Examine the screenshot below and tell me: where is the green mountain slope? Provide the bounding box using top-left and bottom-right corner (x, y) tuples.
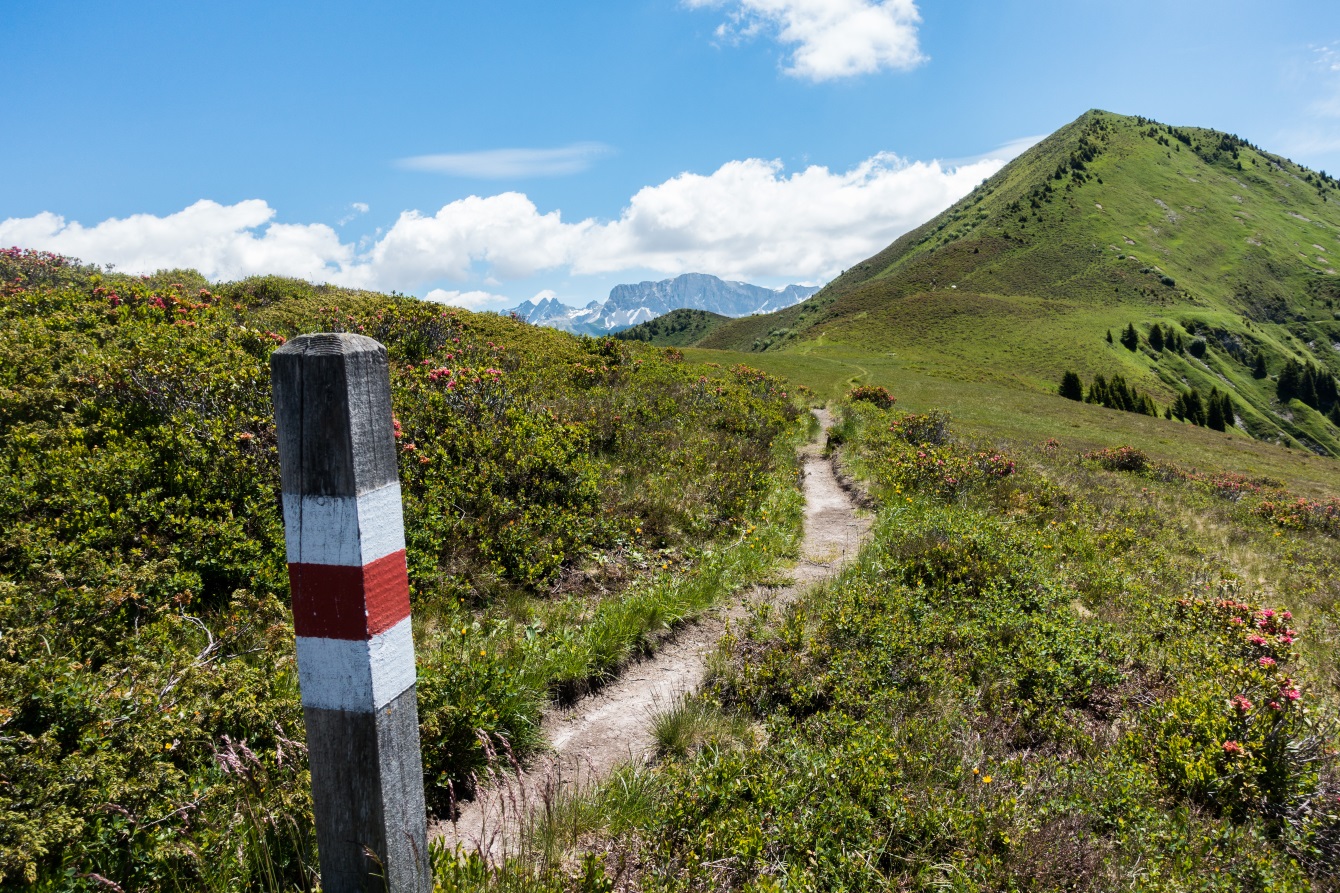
(612, 307), (732, 346)
(699, 110), (1340, 456)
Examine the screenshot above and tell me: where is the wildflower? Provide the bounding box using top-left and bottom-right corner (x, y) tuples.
(1248, 635), (1266, 646)
(982, 775), (993, 784)
(1222, 740), (1244, 755)
(1282, 687), (1301, 701)
(1259, 656), (1276, 668)
(1230, 695), (1253, 713)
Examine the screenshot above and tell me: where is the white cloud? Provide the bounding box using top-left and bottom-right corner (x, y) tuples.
(1316, 42), (1340, 74)
(338, 202), (371, 225)
(575, 153), (1001, 279)
(948, 134), (1046, 168)
(1, 148), (1010, 298)
(397, 143), (613, 179)
(0, 200), (353, 281)
(350, 192), (592, 286)
(687, 0), (925, 81)
(423, 288), (513, 311)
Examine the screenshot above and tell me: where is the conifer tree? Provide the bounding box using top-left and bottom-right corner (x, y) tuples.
(1330, 402), (1340, 427)
(1059, 370), (1084, 401)
(1086, 375), (1109, 406)
(1318, 370), (1338, 411)
(1301, 365), (1321, 409)
(1149, 324), (1164, 352)
(1220, 392), (1235, 428)
(1110, 374), (1133, 412)
(1207, 389), (1226, 431)
(1106, 329), (1114, 345)
(1278, 360), (1302, 403)
(1120, 323), (1139, 351)
(1185, 389), (1207, 426)
(1252, 352), (1268, 379)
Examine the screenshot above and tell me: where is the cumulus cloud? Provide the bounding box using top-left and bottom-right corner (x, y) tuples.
(423, 288), (513, 311)
(398, 143), (613, 179)
(576, 153), (1000, 279)
(687, 0), (925, 81)
(0, 199), (352, 281)
(1, 148), (1010, 297)
(346, 193), (592, 287)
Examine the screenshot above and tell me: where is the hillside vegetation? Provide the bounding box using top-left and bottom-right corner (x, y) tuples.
(0, 250), (804, 890)
(454, 400), (1340, 891)
(695, 111), (1340, 459)
(613, 308), (732, 347)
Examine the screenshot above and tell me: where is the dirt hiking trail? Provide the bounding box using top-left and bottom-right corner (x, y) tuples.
(432, 408), (871, 857)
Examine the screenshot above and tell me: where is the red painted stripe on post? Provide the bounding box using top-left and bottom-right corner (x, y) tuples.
(289, 549), (411, 640)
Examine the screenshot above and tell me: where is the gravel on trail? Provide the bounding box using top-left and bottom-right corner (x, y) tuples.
(431, 408), (872, 858)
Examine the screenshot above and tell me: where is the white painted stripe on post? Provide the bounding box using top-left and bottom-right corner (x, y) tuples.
(282, 482), (407, 567)
(295, 617), (417, 712)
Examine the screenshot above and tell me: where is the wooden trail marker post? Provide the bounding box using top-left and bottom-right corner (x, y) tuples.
(271, 334), (431, 893)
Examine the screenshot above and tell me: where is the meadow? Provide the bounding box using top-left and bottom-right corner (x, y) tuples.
(450, 397), (1340, 891)
(684, 343), (1340, 498)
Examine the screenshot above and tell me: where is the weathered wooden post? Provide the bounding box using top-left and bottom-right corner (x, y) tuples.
(271, 334), (431, 893)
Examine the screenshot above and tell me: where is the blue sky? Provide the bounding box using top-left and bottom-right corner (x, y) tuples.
(4, 0), (1340, 310)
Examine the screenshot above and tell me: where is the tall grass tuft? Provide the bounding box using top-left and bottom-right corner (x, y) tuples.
(651, 694), (755, 761)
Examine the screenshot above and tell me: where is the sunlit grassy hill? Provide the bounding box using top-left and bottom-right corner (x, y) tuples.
(612, 307), (730, 346)
(695, 110), (1340, 458)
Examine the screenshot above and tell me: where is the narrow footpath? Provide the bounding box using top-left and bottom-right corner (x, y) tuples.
(432, 409), (871, 857)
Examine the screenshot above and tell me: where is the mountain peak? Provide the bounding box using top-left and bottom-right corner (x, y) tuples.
(692, 110), (1340, 455)
(506, 273), (820, 335)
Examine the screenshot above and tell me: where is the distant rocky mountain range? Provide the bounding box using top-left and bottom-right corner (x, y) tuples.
(506, 273), (821, 335)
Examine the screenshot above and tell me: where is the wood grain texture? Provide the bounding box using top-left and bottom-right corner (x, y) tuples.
(272, 333), (399, 498)
(305, 687), (430, 892)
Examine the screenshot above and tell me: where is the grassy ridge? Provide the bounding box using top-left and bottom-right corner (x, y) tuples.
(683, 344), (1340, 498)
(612, 308), (732, 347)
(695, 111), (1340, 456)
(0, 251), (805, 890)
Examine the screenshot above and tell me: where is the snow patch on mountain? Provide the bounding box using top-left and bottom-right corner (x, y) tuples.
(507, 273), (820, 335)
